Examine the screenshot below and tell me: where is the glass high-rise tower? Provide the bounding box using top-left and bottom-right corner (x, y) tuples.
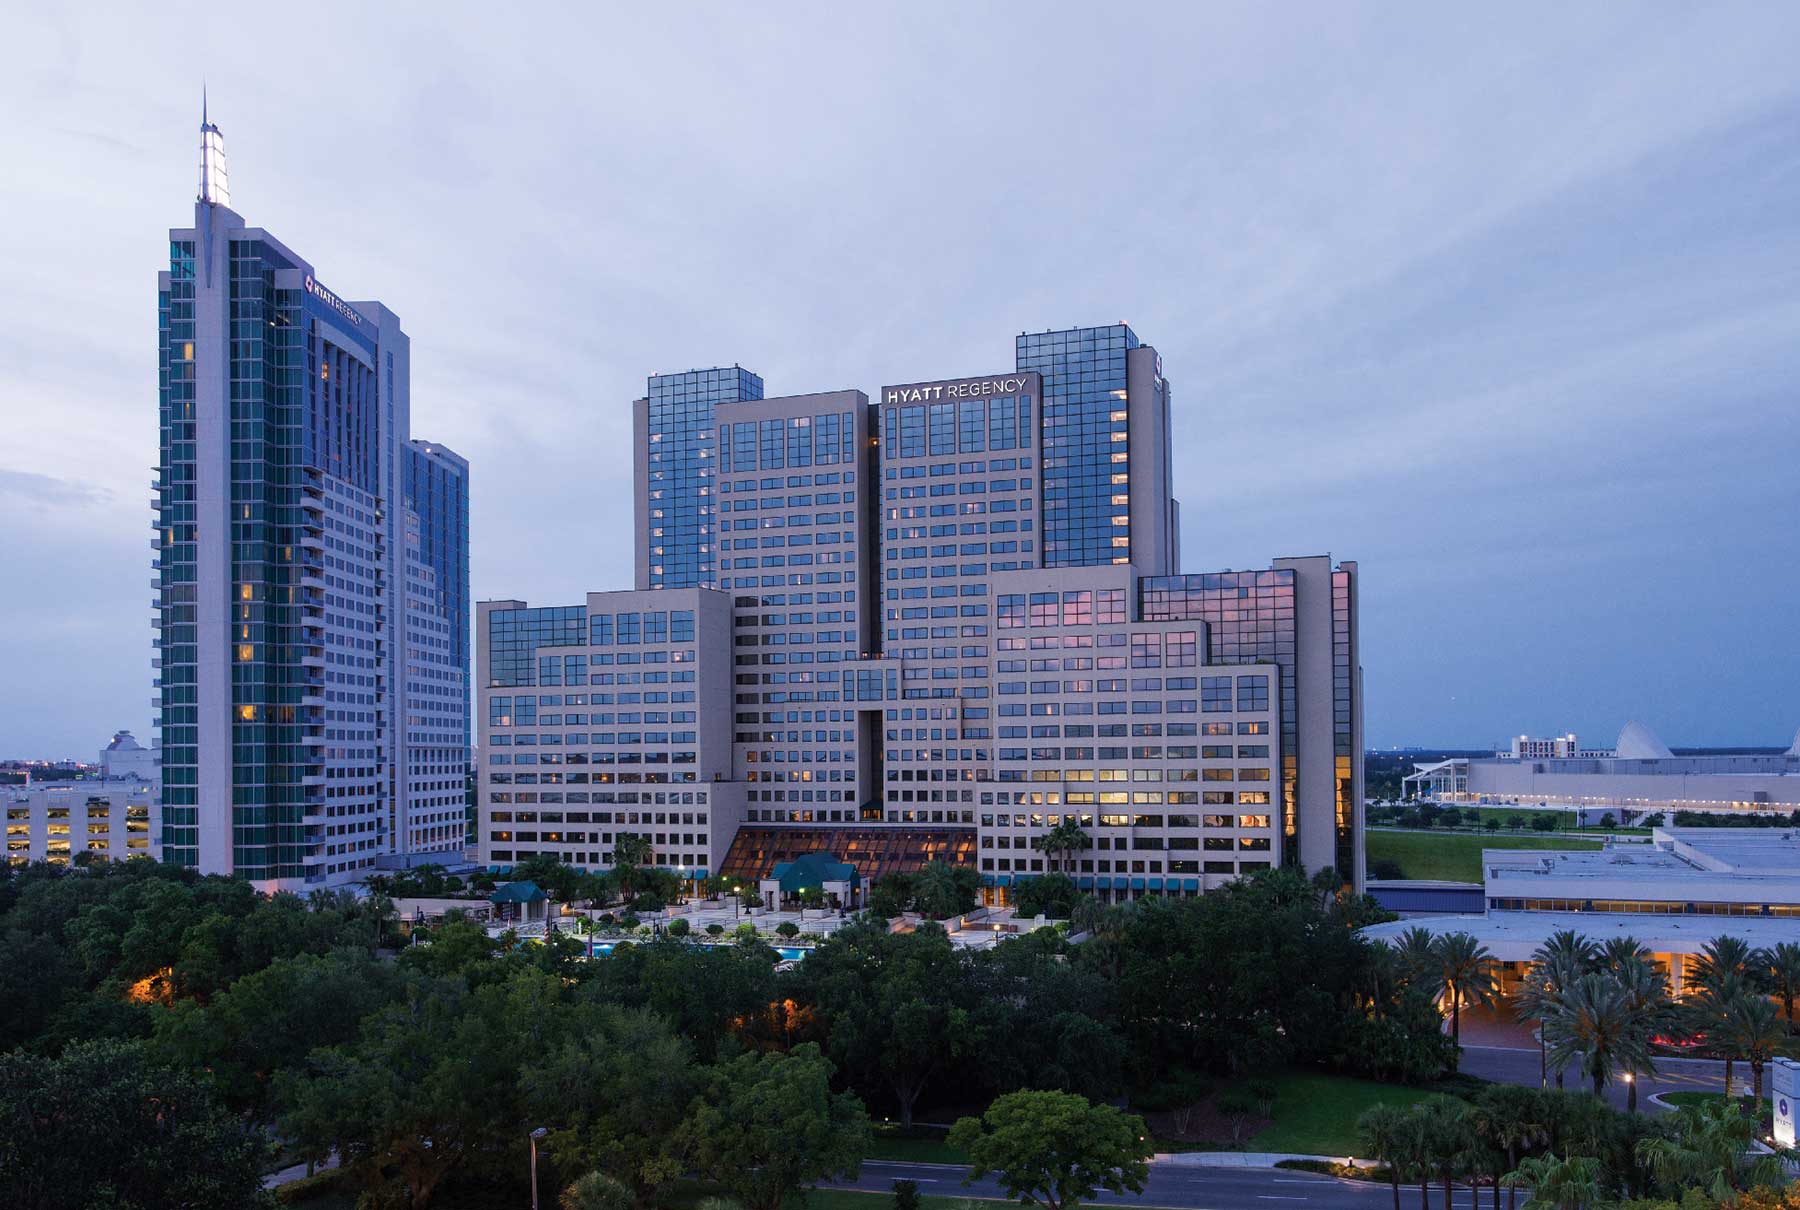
(633, 366), (764, 589)
(155, 108), (469, 889)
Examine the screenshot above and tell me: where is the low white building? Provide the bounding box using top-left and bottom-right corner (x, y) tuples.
(1364, 827), (1800, 989)
(1405, 721), (1800, 818)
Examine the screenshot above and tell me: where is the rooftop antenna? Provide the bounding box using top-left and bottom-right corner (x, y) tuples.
(198, 84), (230, 207)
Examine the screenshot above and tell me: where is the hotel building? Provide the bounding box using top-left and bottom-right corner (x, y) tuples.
(478, 324), (1361, 899)
(155, 108), (469, 890)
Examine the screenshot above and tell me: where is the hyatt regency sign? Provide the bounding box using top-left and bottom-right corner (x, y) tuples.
(885, 376), (1031, 405)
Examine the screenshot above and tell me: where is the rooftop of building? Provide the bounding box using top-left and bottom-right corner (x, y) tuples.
(1484, 827), (1800, 884)
(1362, 910), (1800, 961)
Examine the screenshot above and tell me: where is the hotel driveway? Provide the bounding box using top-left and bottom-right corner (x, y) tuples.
(1460, 1044), (1727, 1111)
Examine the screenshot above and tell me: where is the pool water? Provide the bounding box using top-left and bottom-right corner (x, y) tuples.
(584, 940), (810, 961)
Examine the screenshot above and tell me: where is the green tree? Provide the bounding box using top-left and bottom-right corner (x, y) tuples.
(277, 970), (562, 1208)
(1636, 1098), (1792, 1204)
(676, 1043), (869, 1210)
(1031, 819), (1091, 876)
(1515, 933), (1597, 1089)
(1503, 1154), (1603, 1210)
(151, 946), (399, 1122)
(1691, 935), (1759, 993)
(1470, 1085), (1549, 1210)
(786, 921), (983, 1125)
(1356, 1103), (1415, 1210)
(524, 1004), (697, 1203)
(913, 861), (979, 918)
(1764, 941), (1800, 1032)
(1431, 931), (1500, 1064)
(560, 1171), (634, 1210)
(1716, 990), (1785, 1105)
(0, 1038), (271, 1210)
(947, 1089), (1151, 1210)
(1012, 871), (1082, 920)
(1543, 973), (1649, 1099)
(1414, 1095), (1474, 1210)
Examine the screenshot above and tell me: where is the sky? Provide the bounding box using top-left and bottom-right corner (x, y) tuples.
(2, 4), (1797, 757)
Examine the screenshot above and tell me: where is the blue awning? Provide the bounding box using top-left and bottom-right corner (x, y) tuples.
(1076, 876), (1095, 889)
(997, 875), (1013, 887)
(981, 874), (997, 886)
(1130, 878), (1147, 890)
(1182, 879), (1200, 891)
(1148, 878), (1164, 891)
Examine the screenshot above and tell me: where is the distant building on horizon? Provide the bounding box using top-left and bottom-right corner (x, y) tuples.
(7, 731), (160, 866)
(1405, 720), (1800, 817)
(154, 105), (468, 891)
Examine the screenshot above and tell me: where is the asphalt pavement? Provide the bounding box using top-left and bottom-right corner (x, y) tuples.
(1459, 1044), (1727, 1111)
(832, 1159), (1503, 1210)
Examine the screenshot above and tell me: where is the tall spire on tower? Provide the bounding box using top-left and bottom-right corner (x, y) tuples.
(198, 87), (230, 207)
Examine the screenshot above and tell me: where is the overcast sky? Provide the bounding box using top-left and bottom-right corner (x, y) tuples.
(4, 4), (1798, 757)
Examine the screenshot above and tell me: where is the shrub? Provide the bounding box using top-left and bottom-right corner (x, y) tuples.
(620, 911), (641, 928)
(561, 1171), (634, 1210)
(705, 923), (725, 937)
(775, 921), (800, 938)
(1483, 818), (1500, 832)
(1215, 1088), (1260, 1144)
(667, 917), (690, 937)
(1368, 859), (1404, 881)
(1530, 814), (1556, 832)
(893, 1178), (920, 1210)
(1506, 815), (1526, 830)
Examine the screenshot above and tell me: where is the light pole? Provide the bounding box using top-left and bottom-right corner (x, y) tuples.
(529, 1125), (548, 1210)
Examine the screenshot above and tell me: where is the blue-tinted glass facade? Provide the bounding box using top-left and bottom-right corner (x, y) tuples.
(406, 444), (471, 747)
(488, 606), (586, 688)
(156, 241), (199, 866)
(1016, 324), (1139, 567)
(1139, 571), (1300, 861)
(644, 366), (763, 589)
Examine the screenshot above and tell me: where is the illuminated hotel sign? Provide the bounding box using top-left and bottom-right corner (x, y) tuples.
(303, 274), (363, 327)
(884, 375), (1032, 404)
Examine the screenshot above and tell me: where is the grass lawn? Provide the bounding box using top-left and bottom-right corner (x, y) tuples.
(1366, 830), (1601, 882)
(1244, 1072), (1446, 1157)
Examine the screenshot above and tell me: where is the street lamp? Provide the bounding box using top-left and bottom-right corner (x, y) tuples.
(529, 1126), (549, 1210)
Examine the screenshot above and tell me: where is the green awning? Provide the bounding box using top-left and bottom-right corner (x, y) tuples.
(768, 852), (859, 893)
(489, 880), (547, 904)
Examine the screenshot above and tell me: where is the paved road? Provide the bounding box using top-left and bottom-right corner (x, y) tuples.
(832, 1158), (1505, 1210)
(1461, 1044), (1727, 1111)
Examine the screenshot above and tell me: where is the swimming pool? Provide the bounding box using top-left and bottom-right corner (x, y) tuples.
(584, 939), (811, 961)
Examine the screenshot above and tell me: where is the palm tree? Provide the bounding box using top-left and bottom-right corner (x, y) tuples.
(1356, 1103), (1412, 1210)
(1764, 941), (1800, 1032)
(1031, 818), (1090, 875)
(1433, 931), (1500, 1062)
(1471, 1086), (1548, 1210)
(1691, 934), (1759, 993)
(1636, 1098), (1791, 1203)
(1415, 1095), (1474, 1210)
(1514, 952), (1586, 1090)
(1392, 926), (1441, 987)
(1607, 956), (1670, 1112)
(1716, 990), (1785, 1105)
(1536, 930), (1599, 973)
(1687, 972), (1749, 1096)
(1597, 936), (1651, 972)
(1504, 1154), (1603, 1210)
(1544, 973), (1649, 1099)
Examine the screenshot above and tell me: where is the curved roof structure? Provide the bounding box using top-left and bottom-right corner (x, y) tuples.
(105, 730), (144, 752)
(1788, 726), (1800, 758)
(1614, 719), (1674, 760)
